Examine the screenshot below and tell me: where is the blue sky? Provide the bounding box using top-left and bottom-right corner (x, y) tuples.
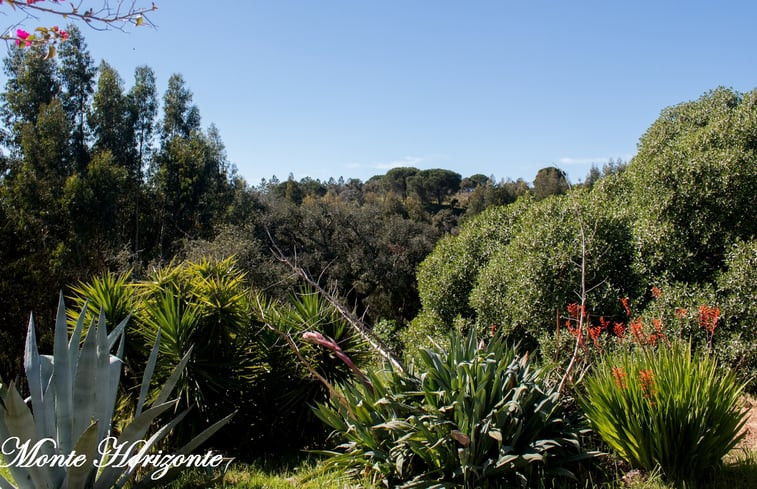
(5, 1), (757, 186)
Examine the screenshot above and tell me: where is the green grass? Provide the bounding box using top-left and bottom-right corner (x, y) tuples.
(1, 450), (755, 488)
(154, 449), (757, 489)
(157, 459), (378, 489)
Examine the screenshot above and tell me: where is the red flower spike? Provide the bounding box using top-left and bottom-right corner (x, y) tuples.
(630, 318), (645, 343)
(612, 367), (627, 389)
(613, 322), (626, 340)
(620, 297), (631, 317)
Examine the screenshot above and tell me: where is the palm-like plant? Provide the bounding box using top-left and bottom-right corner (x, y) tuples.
(251, 286), (370, 452)
(135, 258), (251, 441)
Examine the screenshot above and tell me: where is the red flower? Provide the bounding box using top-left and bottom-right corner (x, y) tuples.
(589, 323), (603, 349)
(599, 316), (611, 331)
(651, 286), (662, 299)
(620, 297), (631, 317)
(698, 305), (720, 335)
(567, 303), (580, 320)
(639, 369), (656, 399)
(613, 322), (626, 340)
(675, 307), (688, 319)
(652, 318), (662, 333)
(612, 367), (627, 389)
(630, 318), (645, 343)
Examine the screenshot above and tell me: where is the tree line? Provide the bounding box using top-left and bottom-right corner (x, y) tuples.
(0, 26), (619, 378)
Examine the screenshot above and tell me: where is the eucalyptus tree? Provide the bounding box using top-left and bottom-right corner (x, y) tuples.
(58, 25), (96, 172)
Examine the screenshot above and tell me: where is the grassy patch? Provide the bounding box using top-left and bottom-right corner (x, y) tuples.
(158, 459), (377, 489)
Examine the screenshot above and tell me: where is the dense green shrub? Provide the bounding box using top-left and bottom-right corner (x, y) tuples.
(414, 196), (534, 326)
(315, 330), (594, 488)
(624, 87), (757, 283)
(470, 190), (636, 343)
(579, 340), (747, 484)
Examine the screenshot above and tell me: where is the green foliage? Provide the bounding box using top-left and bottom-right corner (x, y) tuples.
(411, 189), (638, 355)
(470, 190), (636, 343)
(251, 287), (370, 453)
(315, 330), (594, 488)
(579, 340), (747, 485)
(414, 196), (533, 327)
(533, 166), (569, 200)
(625, 87), (757, 283)
(0, 294), (231, 489)
(136, 259), (250, 425)
(407, 168), (462, 206)
(717, 239), (757, 336)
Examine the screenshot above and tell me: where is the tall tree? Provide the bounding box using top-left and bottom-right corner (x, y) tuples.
(89, 61), (133, 172)
(161, 73), (200, 140)
(58, 25), (96, 173)
(532, 166), (569, 200)
(127, 65), (158, 257)
(1, 45), (59, 152)
(128, 65), (158, 175)
(408, 169), (462, 206)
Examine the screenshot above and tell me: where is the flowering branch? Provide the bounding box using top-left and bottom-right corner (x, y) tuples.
(1, 0), (157, 55)
(266, 227), (407, 374)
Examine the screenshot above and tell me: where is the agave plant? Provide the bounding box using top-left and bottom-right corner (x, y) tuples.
(0, 294), (232, 489)
(314, 330), (595, 488)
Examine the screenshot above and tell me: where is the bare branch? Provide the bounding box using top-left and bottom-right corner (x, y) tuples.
(266, 227), (406, 373)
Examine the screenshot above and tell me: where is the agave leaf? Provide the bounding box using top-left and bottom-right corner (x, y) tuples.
(64, 420), (99, 489)
(0, 475), (17, 489)
(135, 410), (235, 489)
(54, 294), (74, 454)
(3, 383), (53, 489)
(95, 311), (113, 441)
(112, 408), (191, 489)
(69, 300), (88, 375)
(23, 315), (47, 442)
(0, 388), (34, 489)
(97, 356), (123, 442)
(152, 346), (192, 407)
(93, 401), (179, 489)
(107, 315), (130, 351)
(37, 355), (56, 441)
(178, 410), (235, 458)
(73, 318), (98, 442)
(136, 329), (161, 416)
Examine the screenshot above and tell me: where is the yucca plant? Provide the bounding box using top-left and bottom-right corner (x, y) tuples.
(579, 339), (748, 484)
(0, 294), (232, 489)
(251, 287), (370, 453)
(135, 258), (251, 443)
(314, 329), (595, 488)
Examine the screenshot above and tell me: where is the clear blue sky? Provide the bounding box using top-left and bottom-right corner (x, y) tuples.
(6, 1), (757, 186)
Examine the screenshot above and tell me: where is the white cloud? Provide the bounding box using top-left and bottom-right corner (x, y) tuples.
(558, 154), (634, 166)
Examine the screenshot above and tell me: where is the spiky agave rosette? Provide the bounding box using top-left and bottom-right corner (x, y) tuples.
(0, 294), (233, 489)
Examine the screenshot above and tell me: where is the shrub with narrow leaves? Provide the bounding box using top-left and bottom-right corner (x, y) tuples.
(579, 340), (747, 484)
(314, 330), (595, 488)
